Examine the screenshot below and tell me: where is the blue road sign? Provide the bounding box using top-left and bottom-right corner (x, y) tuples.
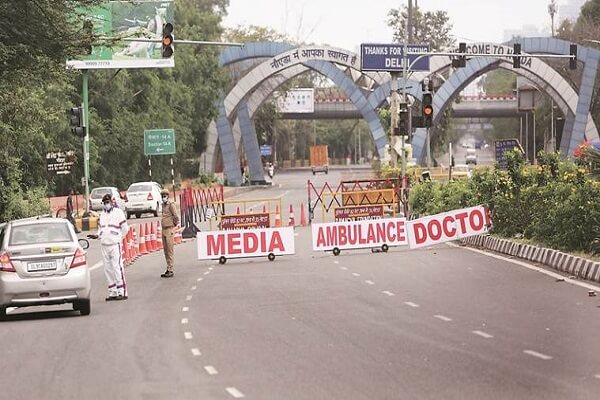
(260, 145), (272, 157)
(360, 43), (430, 72)
(494, 139), (524, 169)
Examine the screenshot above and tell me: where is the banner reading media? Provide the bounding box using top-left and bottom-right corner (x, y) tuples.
(67, 0), (175, 70)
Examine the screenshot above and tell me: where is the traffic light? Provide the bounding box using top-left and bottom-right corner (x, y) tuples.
(162, 23), (174, 58)
(452, 42), (466, 68)
(512, 43), (521, 68)
(422, 93), (433, 127)
(69, 106), (86, 137)
(569, 44), (577, 70)
(397, 103), (409, 136)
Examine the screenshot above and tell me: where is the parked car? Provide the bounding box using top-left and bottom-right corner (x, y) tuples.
(125, 181), (162, 219)
(465, 148), (478, 165)
(89, 187), (126, 212)
(0, 217), (91, 317)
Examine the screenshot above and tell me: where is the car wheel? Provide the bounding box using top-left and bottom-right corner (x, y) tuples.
(0, 306), (6, 319)
(74, 299), (91, 316)
(127, 212), (132, 219)
(136, 213), (142, 219)
(153, 202), (159, 217)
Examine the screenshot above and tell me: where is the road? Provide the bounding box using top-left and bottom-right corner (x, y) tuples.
(1, 168), (600, 400)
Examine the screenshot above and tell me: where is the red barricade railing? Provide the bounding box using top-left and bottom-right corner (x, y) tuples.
(179, 185), (225, 238)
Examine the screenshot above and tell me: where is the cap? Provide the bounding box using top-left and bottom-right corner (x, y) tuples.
(102, 194), (112, 203)
(160, 189), (169, 196)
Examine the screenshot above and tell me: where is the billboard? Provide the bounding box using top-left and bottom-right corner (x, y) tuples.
(275, 88), (315, 113)
(67, 0), (175, 70)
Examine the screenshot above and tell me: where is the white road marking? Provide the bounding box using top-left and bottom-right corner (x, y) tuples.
(181, 318), (189, 324)
(594, 374), (600, 379)
(523, 350), (552, 360)
(182, 307), (189, 312)
(186, 295), (193, 301)
(434, 314), (452, 322)
(447, 242), (600, 292)
(208, 267), (214, 271)
(89, 261), (103, 272)
(382, 290), (396, 296)
(204, 365), (218, 375)
(204, 271), (210, 275)
(191, 286), (197, 291)
(334, 260), (339, 264)
(340, 266), (348, 270)
(197, 278), (204, 282)
(226, 387), (245, 398)
(191, 348), (201, 356)
(472, 330), (494, 339)
(184, 332), (193, 340)
(365, 280), (375, 285)
(404, 301), (420, 308)
(352, 272), (361, 277)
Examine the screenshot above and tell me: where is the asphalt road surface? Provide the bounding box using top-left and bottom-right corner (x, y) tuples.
(2, 168), (600, 400)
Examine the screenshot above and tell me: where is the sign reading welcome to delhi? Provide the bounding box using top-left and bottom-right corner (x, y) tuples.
(144, 129), (176, 156)
(360, 43), (430, 72)
(197, 227), (295, 260)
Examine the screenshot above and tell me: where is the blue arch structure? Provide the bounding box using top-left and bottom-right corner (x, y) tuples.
(208, 42), (386, 185)
(207, 39), (599, 184)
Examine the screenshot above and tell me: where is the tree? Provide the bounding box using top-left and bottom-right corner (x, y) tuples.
(387, 6), (454, 51)
(580, 0), (600, 24)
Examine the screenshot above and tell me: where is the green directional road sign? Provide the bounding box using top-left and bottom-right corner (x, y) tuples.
(144, 129), (176, 156)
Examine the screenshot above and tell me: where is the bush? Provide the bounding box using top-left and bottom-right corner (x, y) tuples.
(408, 150), (599, 254)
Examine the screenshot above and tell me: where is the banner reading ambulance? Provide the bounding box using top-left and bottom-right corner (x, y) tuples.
(197, 227), (295, 264)
(406, 205), (491, 249)
(312, 218), (409, 254)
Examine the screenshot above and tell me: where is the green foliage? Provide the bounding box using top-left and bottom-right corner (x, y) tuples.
(387, 6), (454, 51)
(408, 151), (600, 254)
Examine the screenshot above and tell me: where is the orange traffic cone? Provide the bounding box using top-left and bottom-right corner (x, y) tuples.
(274, 205), (282, 227)
(236, 206), (241, 214)
(288, 204), (295, 226)
(149, 222), (157, 252)
(132, 227), (139, 259)
(156, 221), (163, 251)
(126, 229), (135, 261)
(174, 224), (183, 244)
(300, 203), (307, 226)
(138, 224), (148, 255)
(122, 237), (130, 266)
(263, 205), (267, 213)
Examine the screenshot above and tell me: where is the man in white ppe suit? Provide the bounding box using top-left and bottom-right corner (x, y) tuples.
(89, 193), (129, 301)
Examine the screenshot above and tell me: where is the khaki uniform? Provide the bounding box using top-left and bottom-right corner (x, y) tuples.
(161, 201), (179, 272)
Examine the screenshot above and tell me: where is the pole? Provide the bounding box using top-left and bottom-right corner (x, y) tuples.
(170, 157), (176, 202)
(408, 0), (413, 43)
(148, 156), (152, 180)
(82, 70), (90, 216)
(531, 110), (537, 165)
(550, 101), (555, 151)
(448, 142), (453, 180)
(520, 115), (523, 148)
(525, 112), (529, 162)
(426, 127), (431, 167)
(358, 127), (362, 164)
(390, 74), (400, 168)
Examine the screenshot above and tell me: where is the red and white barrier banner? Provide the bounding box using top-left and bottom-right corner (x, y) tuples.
(334, 205), (384, 221)
(197, 227), (295, 260)
(312, 218), (408, 251)
(407, 205), (491, 249)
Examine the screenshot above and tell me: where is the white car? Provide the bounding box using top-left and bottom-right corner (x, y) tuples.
(125, 182), (162, 219)
(0, 217), (91, 317)
(89, 187), (126, 212)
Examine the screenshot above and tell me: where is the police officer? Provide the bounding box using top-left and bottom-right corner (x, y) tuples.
(160, 189), (179, 278)
(89, 193), (129, 300)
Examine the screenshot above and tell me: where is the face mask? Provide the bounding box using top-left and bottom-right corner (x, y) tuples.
(103, 203), (112, 212)
(161, 196), (169, 204)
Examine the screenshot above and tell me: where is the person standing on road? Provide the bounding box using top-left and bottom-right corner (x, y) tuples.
(88, 193), (129, 300)
(160, 189), (179, 278)
(66, 189), (81, 233)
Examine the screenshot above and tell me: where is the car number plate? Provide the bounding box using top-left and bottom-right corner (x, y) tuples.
(28, 261), (57, 272)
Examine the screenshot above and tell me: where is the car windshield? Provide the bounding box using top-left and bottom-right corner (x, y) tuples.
(9, 222), (73, 246)
(128, 184), (152, 193)
(91, 188), (112, 199)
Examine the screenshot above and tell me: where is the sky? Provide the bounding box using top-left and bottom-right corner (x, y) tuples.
(222, 0), (560, 51)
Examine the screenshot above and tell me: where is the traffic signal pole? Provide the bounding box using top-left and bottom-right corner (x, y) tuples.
(83, 69), (90, 215)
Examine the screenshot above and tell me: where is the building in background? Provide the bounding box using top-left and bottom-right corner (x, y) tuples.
(503, 24), (548, 43)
